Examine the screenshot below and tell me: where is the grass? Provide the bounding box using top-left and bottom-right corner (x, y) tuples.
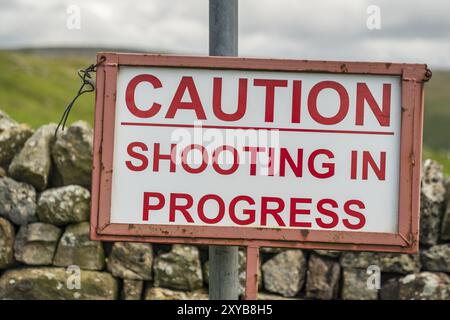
(0, 51), (449, 175)
(0, 51), (94, 128)
(423, 71), (450, 152)
(423, 147), (450, 176)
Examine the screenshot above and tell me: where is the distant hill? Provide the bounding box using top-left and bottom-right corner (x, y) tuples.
(0, 49), (448, 174)
(0, 51), (95, 129)
(423, 71), (450, 151)
(4, 46), (166, 58)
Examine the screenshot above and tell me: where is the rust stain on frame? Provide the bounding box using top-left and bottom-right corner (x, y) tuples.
(90, 52), (428, 254)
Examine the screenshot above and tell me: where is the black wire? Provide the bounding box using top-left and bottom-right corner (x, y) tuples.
(55, 56), (106, 137)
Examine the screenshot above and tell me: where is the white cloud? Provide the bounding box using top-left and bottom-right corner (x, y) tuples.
(0, 0), (449, 68)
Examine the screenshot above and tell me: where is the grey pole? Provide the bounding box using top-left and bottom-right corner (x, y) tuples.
(209, 0), (238, 56)
(208, 0), (240, 300)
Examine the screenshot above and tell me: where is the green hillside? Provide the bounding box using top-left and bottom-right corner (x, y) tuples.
(0, 51), (449, 174)
(423, 71), (450, 151)
(0, 51), (94, 128)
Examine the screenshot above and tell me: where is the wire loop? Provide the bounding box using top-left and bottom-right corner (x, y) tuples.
(55, 56), (106, 137)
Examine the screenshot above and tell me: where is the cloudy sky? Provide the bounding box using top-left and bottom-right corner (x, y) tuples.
(1, 0), (449, 69)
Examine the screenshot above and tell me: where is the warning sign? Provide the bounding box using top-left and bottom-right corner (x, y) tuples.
(91, 53), (429, 253)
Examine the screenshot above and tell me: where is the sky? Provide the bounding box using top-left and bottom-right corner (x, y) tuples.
(1, 0), (449, 69)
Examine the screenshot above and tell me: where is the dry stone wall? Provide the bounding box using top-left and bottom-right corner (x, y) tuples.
(0, 109), (449, 300)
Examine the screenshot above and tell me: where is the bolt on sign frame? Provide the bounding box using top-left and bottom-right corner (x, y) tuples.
(90, 52), (430, 300)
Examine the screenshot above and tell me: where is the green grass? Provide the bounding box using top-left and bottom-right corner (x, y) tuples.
(0, 51), (449, 175)
(0, 51), (94, 128)
(423, 147), (450, 176)
(423, 70), (450, 152)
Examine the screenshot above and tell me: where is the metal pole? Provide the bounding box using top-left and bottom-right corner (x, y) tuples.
(208, 0), (239, 300)
(209, 0), (238, 56)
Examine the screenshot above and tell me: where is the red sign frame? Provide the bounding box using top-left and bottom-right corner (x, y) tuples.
(90, 52), (429, 298)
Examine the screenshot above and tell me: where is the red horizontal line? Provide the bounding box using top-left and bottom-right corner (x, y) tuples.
(120, 122), (395, 136)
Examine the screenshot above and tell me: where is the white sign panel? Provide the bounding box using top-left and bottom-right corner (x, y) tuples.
(109, 66), (401, 233)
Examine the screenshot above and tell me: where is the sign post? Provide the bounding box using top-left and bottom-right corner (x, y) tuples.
(90, 52), (430, 300)
(208, 0), (240, 300)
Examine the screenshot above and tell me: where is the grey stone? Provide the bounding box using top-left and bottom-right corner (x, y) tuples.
(341, 268), (378, 300)
(122, 279), (143, 300)
(144, 287), (208, 300)
(8, 124), (57, 191)
(53, 222), (105, 270)
(0, 177), (37, 225)
(262, 250), (306, 297)
(153, 245), (203, 291)
(257, 292), (301, 300)
(313, 250), (341, 259)
(420, 159), (446, 245)
(340, 252), (377, 269)
(381, 272), (450, 300)
(51, 121), (93, 187)
(340, 251), (420, 274)
(14, 222), (62, 265)
(107, 242), (153, 280)
(37, 185), (90, 226)
(378, 254), (421, 274)
(305, 254), (340, 300)
(421, 244), (450, 272)
(0, 110), (33, 167)
(0, 217), (15, 269)
(440, 179), (450, 240)
(260, 247), (286, 254)
(0, 267), (118, 300)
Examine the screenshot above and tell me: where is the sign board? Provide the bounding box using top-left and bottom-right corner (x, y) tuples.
(90, 52), (429, 253)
